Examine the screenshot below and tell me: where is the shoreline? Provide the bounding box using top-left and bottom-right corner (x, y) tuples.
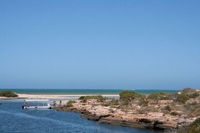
(54, 89), (200, 132)
(55, 99), (186, 132)
(0, 93), (119, 100)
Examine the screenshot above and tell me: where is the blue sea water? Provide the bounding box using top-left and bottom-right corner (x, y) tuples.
(0, 100), (162, 133)
(0, 89), (179, 95)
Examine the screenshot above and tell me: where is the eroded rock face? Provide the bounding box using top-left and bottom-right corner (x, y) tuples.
(54, 89), (200, 133)
(55, 99), (196, 132)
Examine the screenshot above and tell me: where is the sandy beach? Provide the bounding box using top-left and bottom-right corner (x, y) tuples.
(0, 94), (119, 106)
(17, 94), (119, 100)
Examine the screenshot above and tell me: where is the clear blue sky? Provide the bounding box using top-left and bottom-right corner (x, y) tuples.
(0, 0), (200, 89)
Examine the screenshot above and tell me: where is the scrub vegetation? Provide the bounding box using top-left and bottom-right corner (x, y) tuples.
(66, 100), (76, 107)
(0, 90), (18, 97)
(179, 118), (200, 133)
(79, 95), (105, 102)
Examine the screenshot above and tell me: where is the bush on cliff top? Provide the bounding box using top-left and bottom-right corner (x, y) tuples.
(188, 92), (200, 98)
(182, 88), (196, 94)
(175, 89), (199, 104)
(120, 91), (144, 100)
(147, 92), (174, 100)
(0, 90), (18, 97)
(79, 95), (105, 102)
(175, 94), (189, 104)
(66, 100), (76, 107)
(119, 91), (145, 105)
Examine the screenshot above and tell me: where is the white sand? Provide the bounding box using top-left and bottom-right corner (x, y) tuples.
(18, 94), (119, 100)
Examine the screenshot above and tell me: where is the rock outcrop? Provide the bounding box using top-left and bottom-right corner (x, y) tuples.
(54, 89), (200, 132)
(54, 100), (196, 132)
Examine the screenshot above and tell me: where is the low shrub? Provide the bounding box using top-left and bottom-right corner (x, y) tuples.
(0, 90), (18, 97)
(79, 95), (105, 102)
(138, 98), (149, 106)
(147, 92), (174, 100)
(176, 94), (190, 104)
(120, 91), (144, 100)
(188, 118), (200, 133)
(66, 100), (76, 107)
(164, 105), (171, 112)
(180, 118), (200, 133)
(188, 93), (200, 98)
(175, 91), (199, 104)
(182, 88), (196, 94)
(170, 112), (179, 116)
(119, 91), (145, 106)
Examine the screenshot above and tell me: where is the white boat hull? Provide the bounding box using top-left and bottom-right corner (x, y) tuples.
(22, 104), (51, 110)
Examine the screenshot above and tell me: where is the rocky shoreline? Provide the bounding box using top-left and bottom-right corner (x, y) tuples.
(55, 100), (195, 132)
(54, 88), (200, 133)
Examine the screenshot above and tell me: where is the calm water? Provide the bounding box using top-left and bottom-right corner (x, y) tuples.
(0, 100), (162, 133)
(0, 89), (179, 94)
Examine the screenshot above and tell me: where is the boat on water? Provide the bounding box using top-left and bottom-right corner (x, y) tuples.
(22, 100), (52, 110)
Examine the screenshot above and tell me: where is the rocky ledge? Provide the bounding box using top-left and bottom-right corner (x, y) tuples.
(54, 88), (200, 133)
(55, 100), (195, 132)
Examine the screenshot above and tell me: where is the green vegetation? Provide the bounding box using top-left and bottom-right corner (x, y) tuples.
(175, 88), (200, 104)
(181, 88), (200, 98)
(119, 91), (144, 100)
(180, 118), (200, 133)
(175, 94), (189, 104)
(66, 100), (76, 107)
(147, 92), (174, 100)
(57, 88), (200, 132)
(175, 92), (199, 104)
(0, 90), (18, 97)
(182, 88), (196, 93)
(119, 91), (145, 105)
(138, 98), (149, 106)
(79, 95), (105, 102)
(188, 92), (200, 98)
(188, 118), (200, 133)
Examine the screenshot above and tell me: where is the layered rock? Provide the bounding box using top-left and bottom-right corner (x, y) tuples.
(55, 99), (196, 132)
(54, 89), (200, 132)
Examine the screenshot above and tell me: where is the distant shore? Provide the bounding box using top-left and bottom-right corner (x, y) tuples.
(0, 89), (179, 101)
(0, 93), (119, 100)
(0, 88), (179, 95)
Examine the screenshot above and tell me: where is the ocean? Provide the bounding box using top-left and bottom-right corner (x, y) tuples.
(0, 88), (179, 95)
(0, 100), (162, 133)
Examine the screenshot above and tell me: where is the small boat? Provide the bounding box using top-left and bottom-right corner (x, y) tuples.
(22, 100), (52, 110)
(22, 103), (51, 109)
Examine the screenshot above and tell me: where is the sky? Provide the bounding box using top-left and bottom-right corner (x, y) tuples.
(0, 0), (200, 89)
